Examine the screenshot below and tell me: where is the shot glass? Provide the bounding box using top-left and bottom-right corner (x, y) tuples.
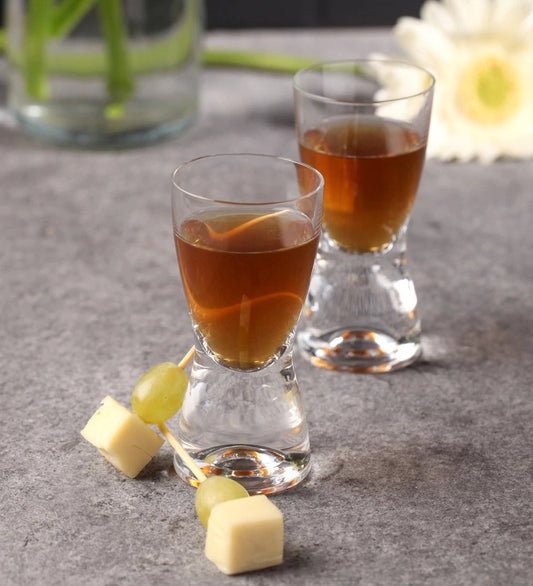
(171, 154), (323, 494)
(293, 59), (434, 373)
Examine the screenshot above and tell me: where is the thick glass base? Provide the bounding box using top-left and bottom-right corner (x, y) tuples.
(297, 228), (422, 373)
(15, 101), (197, 150)
(298, 327), (421, 373)
(174, 444), (310, 495)
(172, 345), (311, 494)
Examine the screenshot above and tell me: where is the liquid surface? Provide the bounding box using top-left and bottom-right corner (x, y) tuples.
(299, 116), (426, 252)
(176, 210), (319, 370)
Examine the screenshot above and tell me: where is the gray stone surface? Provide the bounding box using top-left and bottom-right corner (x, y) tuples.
(1, 29), (532, 586)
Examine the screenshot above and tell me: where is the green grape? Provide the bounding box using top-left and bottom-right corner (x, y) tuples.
(195, 476), (249, 528)
(131, 362), (187, 424)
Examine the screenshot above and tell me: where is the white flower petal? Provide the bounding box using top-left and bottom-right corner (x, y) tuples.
(522, 13), (533, 35)
(512, 3), (533, 41)
(504, 136), (533, 159)
(394, 17), (453, 68)
(420, 1), (456, 34)
(492, 0), (533, 28)
(477, 144), (500, 164)
(391, 0), (533, 162)
(442, 0), (491, 32)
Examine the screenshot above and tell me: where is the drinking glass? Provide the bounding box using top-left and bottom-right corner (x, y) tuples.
(293, 59), (434, 373)
(171, 154), (323, 494)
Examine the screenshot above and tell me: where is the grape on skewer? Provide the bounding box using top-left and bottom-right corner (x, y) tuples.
(80, 347), (197, 480)
(81, 345), (284, 575)
(130, 347), (207, 484)
(130, 347), (249, 524)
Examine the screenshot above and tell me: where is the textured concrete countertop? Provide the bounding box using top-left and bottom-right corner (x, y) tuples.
(1, 29), (532, 586)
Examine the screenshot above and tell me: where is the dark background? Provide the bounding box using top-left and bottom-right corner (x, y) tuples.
(0, 1), (425, 29)
(205, 0), (425, 29)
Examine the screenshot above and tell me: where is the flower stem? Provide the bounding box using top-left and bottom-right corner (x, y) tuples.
(202, 49), (316, 74)
(24, 0), (53, 100)
(97, 0), (134, 110)
(0, 24), (315, 77)
(50, 0), (96, 38)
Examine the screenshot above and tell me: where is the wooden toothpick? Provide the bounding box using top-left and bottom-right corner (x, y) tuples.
(158, 346), (207, 483)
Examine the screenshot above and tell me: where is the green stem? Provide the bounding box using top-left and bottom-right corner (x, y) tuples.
(24, 0), (52, 100)
(50, 0), (96, 38)
(97, 0), (133, 105)
(0, 26), (315, 78)
(3, 3), (197, 77)
(202, 49), (316, 74)
(34, 47), (316, 77)
(130, 0), (199, 74)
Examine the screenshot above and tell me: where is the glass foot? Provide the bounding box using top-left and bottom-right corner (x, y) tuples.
(298, 327), (421, 373)
(173, 444), (311, 495)
(172, 345), (311, 494)
(297, 227), (422, 373)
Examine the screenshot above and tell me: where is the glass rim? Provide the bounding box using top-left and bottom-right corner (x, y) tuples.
(171, 153), (324, 206)
(293, 58), (435, 106)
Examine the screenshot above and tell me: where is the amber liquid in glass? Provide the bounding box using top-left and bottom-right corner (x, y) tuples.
(175, 210), (319, 371)
(299, 116), (426, 253)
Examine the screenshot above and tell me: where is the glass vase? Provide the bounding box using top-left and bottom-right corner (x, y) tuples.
(5, 0), (203, 148)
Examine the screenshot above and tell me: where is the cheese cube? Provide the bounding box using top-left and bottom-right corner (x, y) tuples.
(80, 396), (164, 478)
(205, 495), (284, 575)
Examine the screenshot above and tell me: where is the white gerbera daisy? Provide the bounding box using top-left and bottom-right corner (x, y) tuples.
(393, 0), (533, 163)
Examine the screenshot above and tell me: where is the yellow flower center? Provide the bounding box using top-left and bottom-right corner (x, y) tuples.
(457, 56), (521, 124)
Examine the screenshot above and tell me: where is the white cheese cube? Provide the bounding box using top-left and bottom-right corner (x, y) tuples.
(80, 396), (164, 478)
(205, 494), (284, 575)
